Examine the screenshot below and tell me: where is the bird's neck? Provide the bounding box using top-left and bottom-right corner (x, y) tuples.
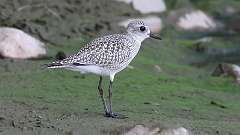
(127, 32), (145, 43)
(124, 33), (142, 59)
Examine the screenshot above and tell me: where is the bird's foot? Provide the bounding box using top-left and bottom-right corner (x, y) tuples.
(104, 112), (128, 119)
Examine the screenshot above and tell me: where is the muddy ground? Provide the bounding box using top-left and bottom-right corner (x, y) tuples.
(1, 87), (239, 135)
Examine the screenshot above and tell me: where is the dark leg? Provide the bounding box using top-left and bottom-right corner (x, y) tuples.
(108, 80), (113, 113)
(105, 80), (127, 119)
(98, 76), (109, 114)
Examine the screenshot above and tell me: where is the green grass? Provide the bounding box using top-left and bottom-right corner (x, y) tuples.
(0, 37), (240, 135)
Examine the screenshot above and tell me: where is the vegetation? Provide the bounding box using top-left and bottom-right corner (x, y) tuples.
(0, 0), (240, 134)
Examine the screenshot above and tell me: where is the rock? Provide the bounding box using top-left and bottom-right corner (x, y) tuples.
(212, 63), (240, 84)
(132, 0), (166, 14)
(168, 9), (217, 32)
(192, 37), (212, 52)
(161, 127), (189, 135)
(176, 10), (217, 31)
(224, 6), (237, 15)
(154, 65), (162, 72)
(119, 16), (163, 33)
(0, 27), (46, 59)
(115, 0), (166, 14)
(234, 69), (240, 82)
(125, 125), (159, 135)
(125, 125), (190, 135)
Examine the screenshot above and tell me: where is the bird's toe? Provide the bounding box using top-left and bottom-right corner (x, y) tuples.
(104, 112), (127, 119)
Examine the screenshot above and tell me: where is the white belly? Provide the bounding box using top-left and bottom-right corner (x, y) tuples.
(66, 65), (110, 76)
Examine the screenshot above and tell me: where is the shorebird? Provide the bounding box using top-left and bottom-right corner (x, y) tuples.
(45, 20), (161, 119)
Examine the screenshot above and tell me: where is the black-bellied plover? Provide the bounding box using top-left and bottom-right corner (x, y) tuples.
(45, 20), (161, 119)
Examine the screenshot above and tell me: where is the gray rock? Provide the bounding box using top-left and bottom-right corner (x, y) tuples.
(177, 10), (216, 31)
(124, 125), (190, 135)
(132, 0), (166, 14)
(168, 9), (217, 32)
(0, 27), (46, 59)
(115, 0), (166, 14)
(212, 63), (240, 84)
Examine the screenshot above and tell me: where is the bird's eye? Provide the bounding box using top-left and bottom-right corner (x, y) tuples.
(140, 26), (146, 31)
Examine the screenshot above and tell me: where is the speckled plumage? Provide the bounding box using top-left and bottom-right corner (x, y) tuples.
(46, 20), (152, 78)
(45, 20), (161, 119)
(56, 34), (135, 70)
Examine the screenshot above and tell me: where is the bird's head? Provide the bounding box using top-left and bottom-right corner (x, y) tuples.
(126, 20), (161, 42)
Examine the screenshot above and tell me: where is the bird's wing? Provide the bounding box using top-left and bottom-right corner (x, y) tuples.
(47, 34), (133, 69)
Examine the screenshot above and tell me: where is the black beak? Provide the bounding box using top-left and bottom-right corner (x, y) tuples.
(150, 33), (162, 40)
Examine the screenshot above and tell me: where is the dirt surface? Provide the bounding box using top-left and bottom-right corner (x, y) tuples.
(0, 99), (134, 135)
(0, 87), (240, 135)
(0, 100), (169, 135)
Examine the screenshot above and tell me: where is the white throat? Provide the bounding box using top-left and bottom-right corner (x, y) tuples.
(128, 32), (147, 43)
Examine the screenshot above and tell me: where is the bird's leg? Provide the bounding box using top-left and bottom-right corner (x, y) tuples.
(108, 80), (113, 114)
(98, 76), (109, 114)
(105, 80), (127, 119)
